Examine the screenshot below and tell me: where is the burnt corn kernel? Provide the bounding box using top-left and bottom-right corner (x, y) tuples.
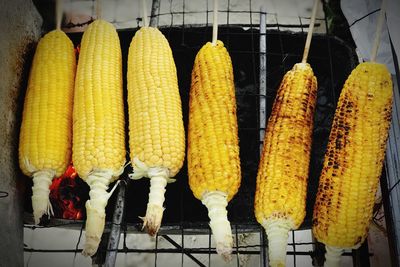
(187, 40), (241, 259)
(312, 62), (393, 249)
(187, 40), (241, 202)
(255, 62), (318, 228)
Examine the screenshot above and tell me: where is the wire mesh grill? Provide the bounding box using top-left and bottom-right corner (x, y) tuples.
(22, 1), (385, 266)
(61, 0), (327, 31)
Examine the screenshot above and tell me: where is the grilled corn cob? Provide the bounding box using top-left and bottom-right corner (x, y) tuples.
(254, 63), (317, 267)
(187, 40), (241, 259)
(127, 27), (185, 236)
(72, 20), (126, 256)
(19, 30), (76, 224)
(312, 62), (393, 267)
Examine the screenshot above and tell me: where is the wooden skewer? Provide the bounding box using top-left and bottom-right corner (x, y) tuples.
(142, 0), (149, 27)
(212, 0), (219, 45)
(301, 0), (319, 64)
(96, 0), (102, 19)
(55, 0), (62, 30)
(370, 0), (387, 62)
(149, 0), (161, 27)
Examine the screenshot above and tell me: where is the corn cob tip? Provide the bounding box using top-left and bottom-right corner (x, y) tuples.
(324, 246), (343, 267)
(31, 169), (56, 224)
(82, 171), (119, 257)
(262, 219), (294, 267)
(140, 173), (169, 236)
(217, 242), (233, 262)
(83, 201), (105, 257)
(130, 158), (174, 236)
(140, 204), (164, 236)
(201, 191), (233, 261)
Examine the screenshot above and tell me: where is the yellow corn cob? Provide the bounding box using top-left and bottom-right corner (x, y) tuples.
(312, 62), (393, 267)
(187, 40), (241, 259)
(72, 20), (126, 256)
(254, 63), (317, 267)
(127, 27), (185, 236)
(19, 30), (76, 224)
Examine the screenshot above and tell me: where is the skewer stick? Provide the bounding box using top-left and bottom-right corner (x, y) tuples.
(301, 0), (319, 63)
(96, 0), (102, 19)
(212, 0), (219, 45)
(55, 0), (62, 30)
(142, 0), (149, 27)
(149, 0), (161, 27)
(370, 0), (387, 62)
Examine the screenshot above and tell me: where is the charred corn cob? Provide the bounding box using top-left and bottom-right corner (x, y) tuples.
(127, 27), (185, 236)
(254, 63), (317, 267)
(72, 20), (126, 256)
(312, 62), (393, 267)
(187, 40), (241, 259)
(19, 30), (76, 224)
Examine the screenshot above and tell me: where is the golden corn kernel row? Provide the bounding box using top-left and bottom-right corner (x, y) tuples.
(313, 62), (393, 248)
(72, 20), (126, 180)
(187, 40), (241, 259)
(72, 19), (126, 257)
(19, 29), (76, 225)
(127, 27), (185, 176)
(188, 41), (241, 201)
(255, 63), (317, 228)
(19, 30), (76, 177)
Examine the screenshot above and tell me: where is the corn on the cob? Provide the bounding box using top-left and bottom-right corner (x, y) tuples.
(254, 63), (317, 267)
(72, 20), (126, 256)
(312, 62), (393, 267)
(187, 40), (241, 259)
(19, 30), (76, 224)
(127, 27), (185, 236)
